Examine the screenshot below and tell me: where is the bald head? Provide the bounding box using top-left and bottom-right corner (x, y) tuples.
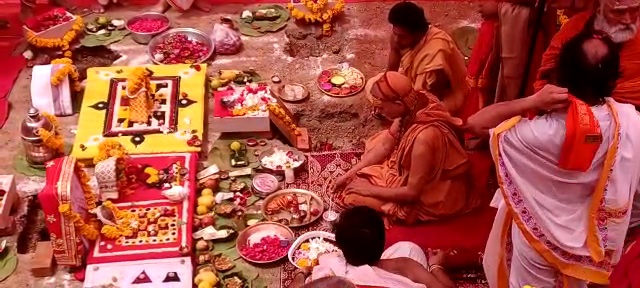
(582, 38), (610, 64)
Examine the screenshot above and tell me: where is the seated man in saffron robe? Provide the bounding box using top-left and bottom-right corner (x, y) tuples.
(468, 31), (640, 287)
(536, 0), (640, 107)
(334, 71), (481, 225)
(386, 2), (468, 116)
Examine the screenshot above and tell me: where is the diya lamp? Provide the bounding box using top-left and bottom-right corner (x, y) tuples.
(20, 107), (60, 168)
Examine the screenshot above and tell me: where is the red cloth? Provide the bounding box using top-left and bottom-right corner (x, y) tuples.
(385, 151), (496, 268)
(610, 235), (640, 288)
(459, 19), (498, 124)
(0, 4), (29, 129)
(212, 89), (234, 118)
(87, 153), (197, 264)
(385, 206), (496, 268)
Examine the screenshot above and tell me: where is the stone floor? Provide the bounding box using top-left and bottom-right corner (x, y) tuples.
(0, 2), (478, 287)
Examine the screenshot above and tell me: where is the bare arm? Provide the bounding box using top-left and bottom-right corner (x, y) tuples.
(344, 131), (396, 177)
(465, 96), (536, 137)
(383, 258), (455, 288)
(387, 47), (402, 72)
(356, 128), (441, 202)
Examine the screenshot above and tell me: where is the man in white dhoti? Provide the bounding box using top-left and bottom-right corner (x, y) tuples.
(467, 30), (640, 287)
(288, 206), (455, 288)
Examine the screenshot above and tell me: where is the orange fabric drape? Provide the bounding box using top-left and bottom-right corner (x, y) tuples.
(557, 95), (602, 171)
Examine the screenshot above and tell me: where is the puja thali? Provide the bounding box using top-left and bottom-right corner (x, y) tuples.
(261, 189), (324, 227)
(316, 66), (365, 97)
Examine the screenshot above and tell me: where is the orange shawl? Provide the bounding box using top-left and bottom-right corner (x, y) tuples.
(535, 11), (640, 107)
(360, 72), (476, 223)
(398, 27), (468, 116)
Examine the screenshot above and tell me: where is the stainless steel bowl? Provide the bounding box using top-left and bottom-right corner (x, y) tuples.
(236, 221), (295, 264)
(147, 28), (214, 65)
(125, 12), (170, 44)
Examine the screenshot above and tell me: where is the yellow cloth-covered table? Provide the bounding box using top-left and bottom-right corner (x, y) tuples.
(72, 64), (207, 163)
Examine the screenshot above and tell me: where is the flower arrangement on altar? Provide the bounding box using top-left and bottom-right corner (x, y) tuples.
(228, 83), (277, 116)
(25, 8), (84, 92)
(57, 161), (101, 241)
(99, 201), (140, 239)
(93, 139), (138, 197)
(287, 0), (346, 36)
(37, 112), (65, 155)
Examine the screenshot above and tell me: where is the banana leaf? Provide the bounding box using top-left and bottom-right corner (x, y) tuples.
(0, 248), (18, 282)
(237, 5), (290, 37)
(212, 239), (236, 252)
(80, 30), (130, 47)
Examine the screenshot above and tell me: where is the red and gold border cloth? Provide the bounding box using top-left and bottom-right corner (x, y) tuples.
(87, 152), (197, 264)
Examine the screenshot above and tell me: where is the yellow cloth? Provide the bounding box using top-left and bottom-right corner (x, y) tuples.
(72, 64), (207, 163)
(399, 27), (469, 116)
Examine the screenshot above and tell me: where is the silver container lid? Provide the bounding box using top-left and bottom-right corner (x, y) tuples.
(20, 107), (54, 141)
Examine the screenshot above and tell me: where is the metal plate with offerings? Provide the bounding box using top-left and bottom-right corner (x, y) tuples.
(317, 63), (365, 97)
(261, 189), (324, 227)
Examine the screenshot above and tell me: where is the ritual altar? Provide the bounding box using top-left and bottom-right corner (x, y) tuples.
(84, 153), (196, 288)
(71, 64), (207, 163)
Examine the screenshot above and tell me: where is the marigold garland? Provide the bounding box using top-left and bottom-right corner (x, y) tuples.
(268, 103), (301, 135)
(36, 112), (64, 154)
(287, 0), (346, 36)
(93, 139), (128, 164)
(26, 16), (84, 92)
(57, 161), (101, 241)
(50, 57), (81, 92)
(59, 204), (100, 240)
(100, 201), (137, 240)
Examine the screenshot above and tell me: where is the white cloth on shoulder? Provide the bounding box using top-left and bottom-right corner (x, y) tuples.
(309, 241), (427, 288)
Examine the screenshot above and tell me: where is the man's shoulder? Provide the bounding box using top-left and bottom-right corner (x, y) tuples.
(557, 11), (592, 37)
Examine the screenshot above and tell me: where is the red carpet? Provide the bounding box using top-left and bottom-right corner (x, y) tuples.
(279, 151), (491, 287)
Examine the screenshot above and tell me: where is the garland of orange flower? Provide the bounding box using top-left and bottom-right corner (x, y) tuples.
(36, 112), (64, 155)
(268, 103), (301, 135)
(99, 201), (139, 240)
(57, 162), (100, 241)
(25, 16), (83, 92)
(287, 0), (346, 36)
(51, 58), (81, 92)
(93, 139), (128, 164)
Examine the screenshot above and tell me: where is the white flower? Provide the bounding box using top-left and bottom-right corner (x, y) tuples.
(178, 69), (195, 79)
(97, 71), (116, 81)
(84, 135), (104, 147)
(174, 130), (192, 140)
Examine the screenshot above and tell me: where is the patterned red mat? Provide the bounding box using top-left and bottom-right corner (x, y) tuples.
(280, 151), (488, 288)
